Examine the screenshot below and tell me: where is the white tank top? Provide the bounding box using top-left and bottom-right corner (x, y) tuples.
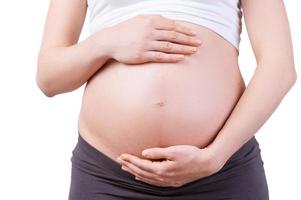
(87, 0), (242, 51)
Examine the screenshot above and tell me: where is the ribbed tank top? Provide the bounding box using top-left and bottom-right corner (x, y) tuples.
(87, 0), (242, 51)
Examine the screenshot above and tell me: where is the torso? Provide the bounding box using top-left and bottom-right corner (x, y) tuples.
(77, 20), (246, 163)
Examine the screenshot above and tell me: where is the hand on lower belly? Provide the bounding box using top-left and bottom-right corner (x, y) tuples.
(116, 144), (222, 188)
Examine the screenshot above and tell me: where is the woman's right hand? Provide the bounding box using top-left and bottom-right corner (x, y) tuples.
(92, 14), (202, 64)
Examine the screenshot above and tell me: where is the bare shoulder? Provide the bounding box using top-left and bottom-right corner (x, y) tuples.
(39, 0), (88, 51)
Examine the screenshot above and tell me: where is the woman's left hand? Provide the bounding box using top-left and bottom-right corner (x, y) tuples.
(116, 145), (224, 187)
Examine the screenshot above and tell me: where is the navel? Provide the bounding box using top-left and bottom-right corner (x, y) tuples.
(154, 100), (165, 107)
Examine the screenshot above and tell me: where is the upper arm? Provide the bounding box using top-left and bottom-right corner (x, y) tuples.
(39, 0), (88, 52)
(241, 0), (295, 70)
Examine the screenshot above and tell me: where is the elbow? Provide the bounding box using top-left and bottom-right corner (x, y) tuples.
(290, 67), (297, 84)
(278, 68), (297, 94)
(285, 65), (297, 89)
(36, 60), (57, 98)
(263, 59), (298, 89)
(36, 74), (56, 97)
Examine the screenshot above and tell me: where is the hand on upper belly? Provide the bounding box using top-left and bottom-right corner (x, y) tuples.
(116, 144), (223, 187)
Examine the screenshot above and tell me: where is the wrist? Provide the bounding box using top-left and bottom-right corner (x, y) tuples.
(196, 146), (227, 176)
(87, 28), (113, 62)
(205, 141), (232, 171)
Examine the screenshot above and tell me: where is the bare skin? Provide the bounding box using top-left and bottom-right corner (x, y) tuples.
(37, 0), (296, 188)
(117, 0), (297, 187)
(37, 0), (244, 160)
(77, 18), (244, 161)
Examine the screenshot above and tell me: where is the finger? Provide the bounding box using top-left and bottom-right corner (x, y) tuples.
(122, 162), (179, 188)
(152, 29), (202, 46)
(147, 40), (198, 54)
(152, 16), (196, 36)
(119, 154), (160, 174)
(143, 51), (185, 63)
(121, 160), (158, 180)
(122, 165), (169, 187)
(142, 147), (176, 160)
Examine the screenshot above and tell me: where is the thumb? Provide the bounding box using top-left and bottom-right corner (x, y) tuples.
(142, 147), (174, 160)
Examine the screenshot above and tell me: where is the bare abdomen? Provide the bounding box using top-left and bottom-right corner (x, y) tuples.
(77, 20), (246, 161)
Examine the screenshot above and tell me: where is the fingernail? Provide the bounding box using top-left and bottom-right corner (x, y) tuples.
(191, 47), (197, 52)
(191, 30), (197, 35)
(142, 150), (148, 156)
(177, 55), (185, 59)
(196, 39), (202, 44)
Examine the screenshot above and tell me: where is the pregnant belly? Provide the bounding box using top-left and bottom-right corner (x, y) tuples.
(77, 20), (246, 162)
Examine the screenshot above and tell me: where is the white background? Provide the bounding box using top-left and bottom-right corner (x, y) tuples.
(0, 1), (300, 199)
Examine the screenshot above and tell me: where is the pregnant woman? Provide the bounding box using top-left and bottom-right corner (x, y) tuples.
(36, 0), (297, 199)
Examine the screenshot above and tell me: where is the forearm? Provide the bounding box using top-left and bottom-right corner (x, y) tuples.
(207, 61), (297, 166)
(36, 33), (111, 97)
